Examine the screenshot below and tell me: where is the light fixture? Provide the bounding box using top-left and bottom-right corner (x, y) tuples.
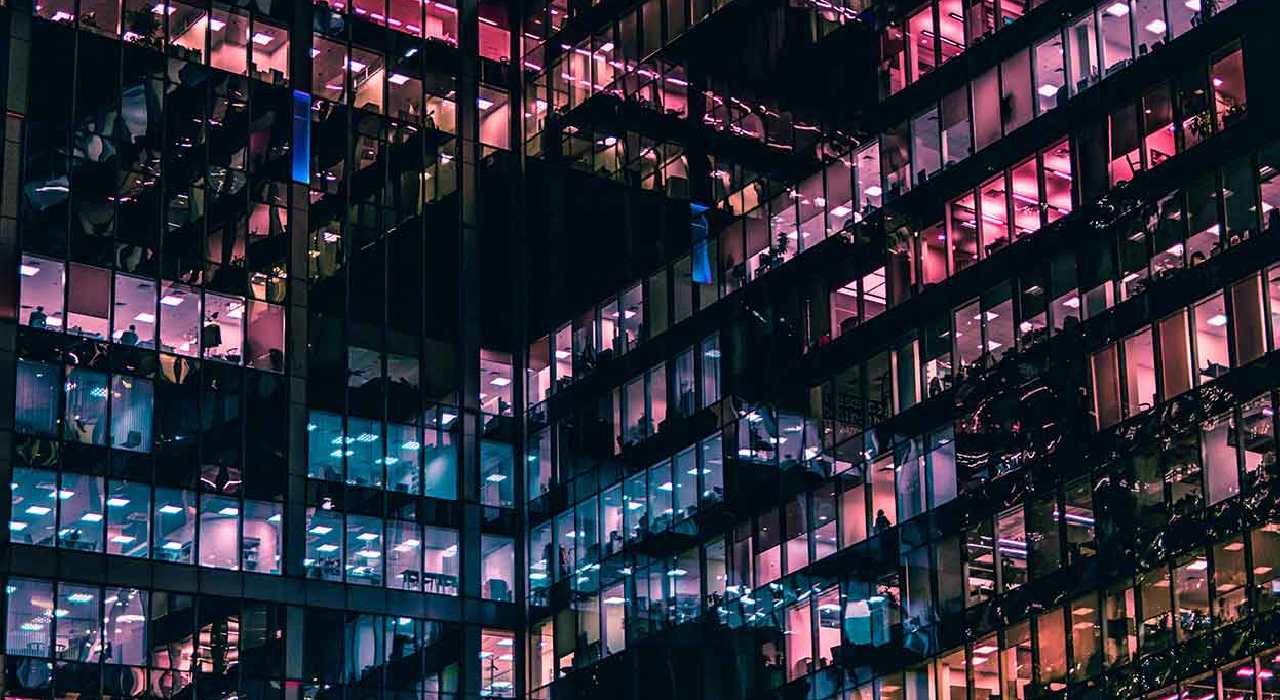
(864, 185), (882, 198)
(401, 539), (420, 548)
(316, 543), (339, 553)
(25, 506), (52, 516)
(218, 506), (240, 516)
(1104, 2), (1129, 16)
(209, 17), (225, 30)
(134, 312), (156, 324)
(388, 73), (410, 85)
(19, 264), (39, 276)
(554, 350), (571, 359)
(152, 3), (175, 14)
(159, 505), (182, 514)
(111, 535), (136, 544)
(603, 136), (617, 146)
(107, 498), (130, 507)
(489, 377), (512, 386)
(1207, 314), (1228, 327)
(831, 205), (851, 218)
(1184, 0), (1200, 9)
(478, 97), (495, 110)
(357, 532), (379, 541)
(309, 525), (333, 535)
(599, 41), (614, 52)
(1145, 18), (1166, 34)
(9, 521), (27, 531)
(486, 473), (508, 482)
(160, 295), (184, 306)
(162, 540), (184, 550)
(1037, 84), (1060, 97)
(252, 32), (275, 45)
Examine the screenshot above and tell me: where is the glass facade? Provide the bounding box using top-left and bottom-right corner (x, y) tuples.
(0, 0), (1275, 698)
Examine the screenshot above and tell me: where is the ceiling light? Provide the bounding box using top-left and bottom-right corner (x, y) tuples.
(554, 350), (571, 359)
(152, 3), (174, 13)
(107, 498), (130, 507)
(1145, 18), (1166, 34)
(1207, 314), (1228, 327)
(310, 525), (333, 535)
(388, 73), (410, 85)
(160, 295), (184, 306)
(486, 473), (508, 482)
(134, 312), (155, 324)
(1037, 84), (1059, 97)
(159, 505), (182, 514)
(25, 506), (51, 516)
(9, 521), (27, 531)
(251, 32), (274, 45)
(478, 97), (494, 109)
(209, 18), (225, 30)
(19, 264), (39, 276)
(1184, 0), (1200, 9)
(1104, 2), (1129, 16)
(316, 544), (339, 553)
(864, 185), (882, 197)
(218, 507), (239, 516)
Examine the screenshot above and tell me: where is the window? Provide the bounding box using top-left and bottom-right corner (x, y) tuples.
(199, 496), (240, 570)
(1124, 329), (1156, 417)
(1034, 32), (1065, 114)
(1212, 46), (1247, 129)
(941, 86), (972, 166)
(481, 534), (515, 601)
(972, 67), (1001, 152)
(1099, 0), (1133, 76)
(6, 578), (54, 657)
(1091, 343), (1121, 429)
(701, 335), (721, 407)
(1193, 293), (1230, 381)
(346, 514), (383, 585)
(306, 507), (343, 581)
(154, 487), (196, 563)
(1066, 12), (1099, 95)
(106, 481), (150, 558)
(912, 107), (942, 184)
(1001, 49), (1033, 132)
(1158, 310), (1192, 398)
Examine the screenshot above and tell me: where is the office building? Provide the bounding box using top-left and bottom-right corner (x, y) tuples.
(0, 0), (1278, 698)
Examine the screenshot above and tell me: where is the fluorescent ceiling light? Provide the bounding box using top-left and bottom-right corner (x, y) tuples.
(251, 32), (275, 45)
(864, 185), (882, 197)
(1037, 84), (1059, 97)
(1145, 18), (1166, 34)
(388, 73), (410, 85)
(1104, 2), (1129, 16)
(19, 264), (39, 276)
(1207, 314), (1228, 327)
(209, 18), (225, 30)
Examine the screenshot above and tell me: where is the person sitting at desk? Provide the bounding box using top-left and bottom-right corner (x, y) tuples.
(29, 306), (48, 329)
